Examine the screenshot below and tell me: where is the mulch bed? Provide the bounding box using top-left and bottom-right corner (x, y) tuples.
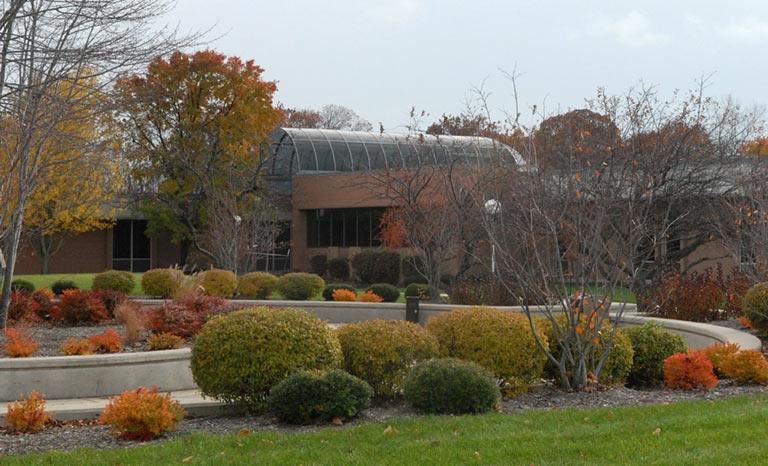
(1, 382), (766, 457)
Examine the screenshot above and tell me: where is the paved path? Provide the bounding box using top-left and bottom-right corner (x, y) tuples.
(0, 389), (225, 420)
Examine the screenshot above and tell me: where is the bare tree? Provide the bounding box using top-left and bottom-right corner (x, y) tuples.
(0, 0), (194, 327)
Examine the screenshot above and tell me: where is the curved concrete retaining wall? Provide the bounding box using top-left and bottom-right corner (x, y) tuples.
(0, 349), (194, 402)
(1, 300), (759, 401)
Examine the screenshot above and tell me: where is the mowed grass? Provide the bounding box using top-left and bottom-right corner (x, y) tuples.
(8, 394), (768, 465)
(12, 273), (143, 295)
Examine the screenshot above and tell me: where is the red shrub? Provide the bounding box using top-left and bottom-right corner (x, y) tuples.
(90, 290), (127, 318)
(663, 351), (718, 390)
(149, 295), (228, 339)
(3, 329), (38, 358)
(99, 386), (184, 440)
(7, 292), (40, 323)
(643, 266), (752, 322)
(360, 291), (384, 303)
(332, 289), (357, 302)
(59, 290), (108, 325)
(88, 328), (123, 353)
(720, 350), (768, 385)
(30, 290), (56, 321)
(4, 391), (50, 433)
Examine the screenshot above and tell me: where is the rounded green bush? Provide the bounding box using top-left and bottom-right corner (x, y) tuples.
(426, 307), (548, 395)
(404, 358), (500, 414)
(92, 270), (135, 294)
(405, 283), (429, 300)
(543, 317), (634, 386)
(237, 272), (278, 299)
(277, 273), (325, 301)
(268, 369), (373, 424)
(367, 283), (400, 303)
(336, 320), (440, 398)
(626, 322), (687, 387)
(51, 280), (78, 295)
(322, 284), (356, 301)
(200, 269), (237, 298)
(743, 282), (768, 333)
(141, 269), (182, 298)
(191, 307), (342, 409)
(10, 279), (35, 294)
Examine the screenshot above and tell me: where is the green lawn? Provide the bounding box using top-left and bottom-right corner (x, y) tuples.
(13, 273), (143, 295)
(7, 394), (768, 465)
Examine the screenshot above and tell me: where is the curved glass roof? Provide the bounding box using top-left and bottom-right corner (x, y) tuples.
(265, 127), (524, 177)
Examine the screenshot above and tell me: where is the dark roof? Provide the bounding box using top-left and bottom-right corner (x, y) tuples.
(265, 127), (524, 177)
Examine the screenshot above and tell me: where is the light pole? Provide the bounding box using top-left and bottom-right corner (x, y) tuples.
(484, 199), (501, 274)
(233, 215), (242, 274)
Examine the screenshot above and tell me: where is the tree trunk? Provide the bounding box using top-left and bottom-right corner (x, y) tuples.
(0, 208), (24, 328)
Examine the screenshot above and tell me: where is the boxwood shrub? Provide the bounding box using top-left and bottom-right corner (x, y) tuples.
(626, 322), (687, 387)
(336, 320), (439, 398)
(10, 279), (35, 294)
(268, 369), (372, 424)
(404, 283), (429, 300)
(426, 307), (548, 395)
(92, 270), (135, 294)
(237, 272), (278, 299)
(404, 358), (500, 414)
(322, 284), (357, 302)
(367, 283), (400, 303)
(200, 269), (237, 298)
(191, 307), (342, 409)
(743, 282), (768, 334)
(352, 250), (400, 285)
(141, 268), (182, 298)
(277, 273), (325, 300)
(51, 280), (78, 295)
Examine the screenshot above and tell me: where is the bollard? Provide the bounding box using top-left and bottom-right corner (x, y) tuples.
(405, 295), (420, 323)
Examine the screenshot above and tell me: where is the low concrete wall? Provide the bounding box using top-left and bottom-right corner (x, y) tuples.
(1, 300), (758, 402)
(0, 349), (195, 402)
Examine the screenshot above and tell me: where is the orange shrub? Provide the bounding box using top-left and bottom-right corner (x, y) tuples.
(60, 337), (95, 356)
(332, 288), (357, 302)
(738, 316), (753, 330)
(720, 349), (768, 385)
(359, 291), (384, 303)
(663, 351), (717, 390)
(147, 332), (184, 351)
(4, 391), (50, 433)
(3, 329), (37, 358)
(88, 328), (123, 353)
(99, 386), (184, 440)
(702, 342), (740, 376)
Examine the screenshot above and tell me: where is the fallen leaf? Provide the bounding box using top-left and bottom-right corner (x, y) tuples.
(238, 428), (251, 437)
(474, 451), (481, 459)
(607, 411), (614, 419)
(653, 427), (662, 436)
(181, 456), (193, 463)
(384, 425), (398, 435)
(332, 417), (343, 426)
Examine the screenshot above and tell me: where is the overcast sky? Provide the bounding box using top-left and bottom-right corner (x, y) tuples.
(165, 0), (768, 131)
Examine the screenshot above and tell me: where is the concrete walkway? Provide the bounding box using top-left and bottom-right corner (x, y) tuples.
(0, 390), (226, 421)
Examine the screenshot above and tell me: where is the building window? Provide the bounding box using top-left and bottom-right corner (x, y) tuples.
(306, 208), (385, 248)
(113, 219), (151, 272)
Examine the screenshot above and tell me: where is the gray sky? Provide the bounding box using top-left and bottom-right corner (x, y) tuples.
(166, 0), (768, 131)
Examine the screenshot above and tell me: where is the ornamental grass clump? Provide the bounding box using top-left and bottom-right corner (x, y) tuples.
(191, 307), (341, 410)
(336, 320), (439, 398)
(426, 307), (547, 395)
(4, 391), (50, 434)
(268, 369), (373, 424)
(663, 350), (717, 390)
(404, 358), (501, 415)
(99, 387), (184, 441)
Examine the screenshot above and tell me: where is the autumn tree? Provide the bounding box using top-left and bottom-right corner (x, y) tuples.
(115, 50), (283, 269)
(279, 103), (372, 131)
(0, 0), (190, 327)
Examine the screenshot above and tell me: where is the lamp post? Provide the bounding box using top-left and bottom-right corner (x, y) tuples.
(484, 199), (500, 274)
(233, 215), (242, 274)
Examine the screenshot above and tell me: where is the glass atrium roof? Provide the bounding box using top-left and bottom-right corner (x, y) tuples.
(266, 127), (524, 177)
